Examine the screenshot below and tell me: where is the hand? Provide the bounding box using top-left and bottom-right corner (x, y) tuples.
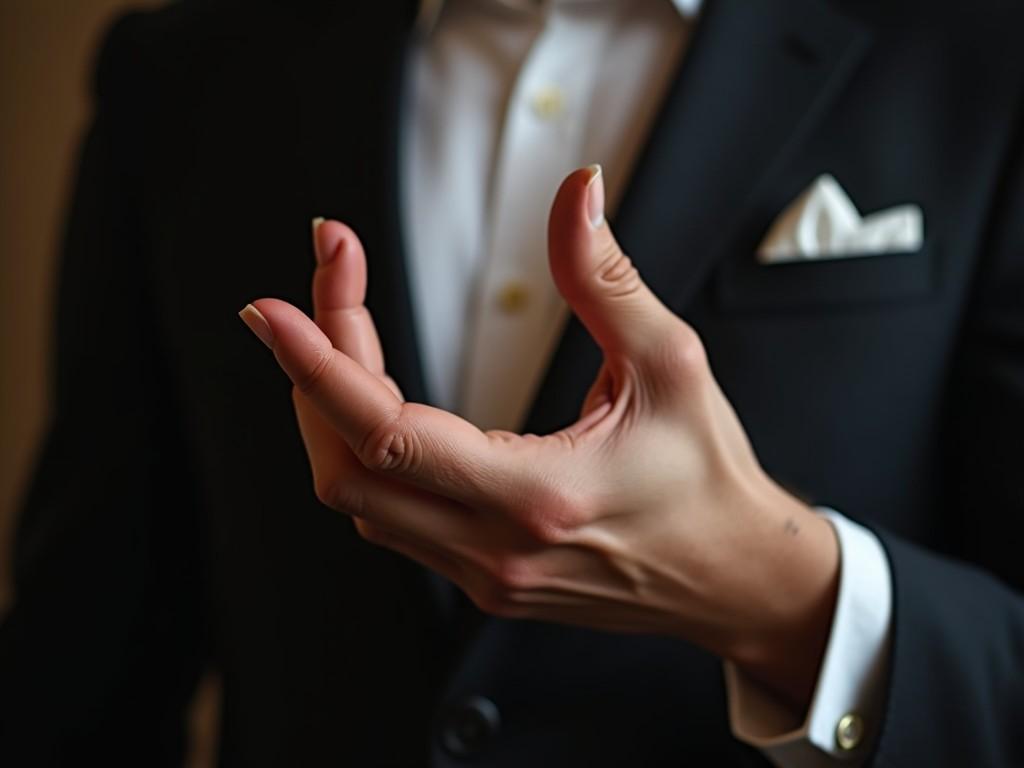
(240, 167), (839, 708)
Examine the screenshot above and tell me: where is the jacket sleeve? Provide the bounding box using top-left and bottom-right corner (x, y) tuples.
(0, 14), (205, 766)
(870, 102), (1024, 767)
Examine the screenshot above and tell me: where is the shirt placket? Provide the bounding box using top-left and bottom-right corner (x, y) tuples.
(460, 5), (612, 431)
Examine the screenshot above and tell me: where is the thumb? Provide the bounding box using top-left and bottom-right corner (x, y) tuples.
(547, 165), (675, 360)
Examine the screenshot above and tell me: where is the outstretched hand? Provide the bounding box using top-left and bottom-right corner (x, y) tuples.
(240, 166), (839, 707)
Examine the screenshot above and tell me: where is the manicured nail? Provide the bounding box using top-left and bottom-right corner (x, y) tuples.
(312, 217), (325, 263)
(239, 304), (273, 349)
(586, 164), (605, 229)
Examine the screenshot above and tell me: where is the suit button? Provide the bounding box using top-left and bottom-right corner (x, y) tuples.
(441, 695), (501, 758)
(530, 85), (565, 120)
(496, 281), (530, 314)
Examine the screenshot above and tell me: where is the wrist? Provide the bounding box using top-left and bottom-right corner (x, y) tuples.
(724, 483), (840, 711)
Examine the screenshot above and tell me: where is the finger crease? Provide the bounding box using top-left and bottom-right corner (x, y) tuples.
(296, 348), (334, 395)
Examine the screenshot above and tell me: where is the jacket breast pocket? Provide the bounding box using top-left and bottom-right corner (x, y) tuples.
(715, 245), (936, 311)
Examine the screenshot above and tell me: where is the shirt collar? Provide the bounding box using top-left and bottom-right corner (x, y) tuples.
(417, 0), (704, 36)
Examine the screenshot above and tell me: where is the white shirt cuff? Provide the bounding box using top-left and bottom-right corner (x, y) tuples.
(723, 508), (892, 767)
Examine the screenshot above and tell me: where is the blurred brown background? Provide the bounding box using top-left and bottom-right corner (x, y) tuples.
(1, 8), (220, 762)
(0, 1), (162, 612)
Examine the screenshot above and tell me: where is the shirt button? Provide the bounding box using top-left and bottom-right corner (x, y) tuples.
(530, 85), (565, 120)
(440, 695), (501, 758)
(496, 281), (530, 314)
(835, 712), (865, 751)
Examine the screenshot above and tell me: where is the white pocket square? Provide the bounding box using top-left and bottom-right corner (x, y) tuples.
(757, 174), (924, 264)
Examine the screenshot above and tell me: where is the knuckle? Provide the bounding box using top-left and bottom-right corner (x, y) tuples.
(353, 517), (385, 545)
(520, 512), (570, 546)
(357, 412), (419, 475)
(595, 246), (642, 299)
(660, 323), (708, 380)
(314, 473), (363, 516)
(470, 580), (521, 619)
(488, 555), (534, 593)
(313, 475), (335, 507)
(512, 486), (587, 543)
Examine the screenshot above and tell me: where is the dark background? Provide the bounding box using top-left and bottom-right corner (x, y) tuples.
(0, 1), (219, 764)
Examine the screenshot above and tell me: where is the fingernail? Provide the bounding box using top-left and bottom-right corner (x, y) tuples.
(586, 164), (605, 229)
(311, 217), (325, 263)
(239, 304), (273, 349)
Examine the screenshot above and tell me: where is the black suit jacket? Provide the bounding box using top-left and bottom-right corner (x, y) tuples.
(2, 0), (1023, 765)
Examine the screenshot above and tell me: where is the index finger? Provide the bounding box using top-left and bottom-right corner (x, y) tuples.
(247, 298), (540, 512)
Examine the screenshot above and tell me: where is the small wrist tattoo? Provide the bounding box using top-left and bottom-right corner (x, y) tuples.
(783, 518), (800, 536)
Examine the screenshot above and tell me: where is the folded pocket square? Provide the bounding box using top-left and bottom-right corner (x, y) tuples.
(757, 174), (924, 264)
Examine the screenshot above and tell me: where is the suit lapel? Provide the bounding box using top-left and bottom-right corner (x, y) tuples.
(524, 0), (873, 435)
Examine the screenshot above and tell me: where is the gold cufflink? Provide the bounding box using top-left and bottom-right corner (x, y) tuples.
(835, 713), (864, 751)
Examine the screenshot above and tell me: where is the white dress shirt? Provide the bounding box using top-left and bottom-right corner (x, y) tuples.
(401, 0), (892, 764)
